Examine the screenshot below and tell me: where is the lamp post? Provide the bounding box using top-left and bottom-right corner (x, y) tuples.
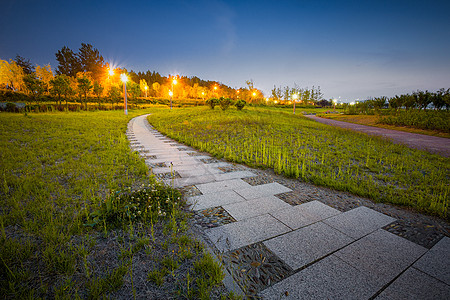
(170, 77), (177, 110)
(292, 93), (298, 114)
(120, 73), (128, 115)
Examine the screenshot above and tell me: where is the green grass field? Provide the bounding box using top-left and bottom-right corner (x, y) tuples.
(148, 106), (449, 220)
(0, 109), (229, 299)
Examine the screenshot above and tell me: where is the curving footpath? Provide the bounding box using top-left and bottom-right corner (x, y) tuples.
(304, 115), (450, 157)
(127, 114), (450, 299)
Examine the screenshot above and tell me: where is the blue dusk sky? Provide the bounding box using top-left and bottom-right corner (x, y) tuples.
(1, 0), (449, 101)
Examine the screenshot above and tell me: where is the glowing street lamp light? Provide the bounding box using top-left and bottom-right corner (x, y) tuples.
(120, 73), (128, 115)
(292, 93), (298, 114)
(170, 77), (177, 110)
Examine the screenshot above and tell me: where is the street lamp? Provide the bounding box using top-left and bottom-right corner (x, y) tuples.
(170, 77), (177, 110)
(120, 73), (128, 115)
(292, 93), (298, 114)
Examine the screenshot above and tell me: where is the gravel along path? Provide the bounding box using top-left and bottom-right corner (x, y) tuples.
(304, 115), (450, 157)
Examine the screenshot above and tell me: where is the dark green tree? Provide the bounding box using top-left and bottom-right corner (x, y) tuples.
(108, 85), (121, 109)
(93, 81), (104, 109)
(50, 74), (71, 108)
(23, 74), (44, 103)
(14, 55), (34, 75)
(55, 46), (81, 77)
(77, 76), (93, 110)
(78, 43), (105, 82)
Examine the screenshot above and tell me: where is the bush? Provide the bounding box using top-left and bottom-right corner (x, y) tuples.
(206, 98), (218, 109)
(235, 99), (246, 110)
(85, 183), (182, 229)
(378, 110), (450, 132)
(218, 97), (232, 110)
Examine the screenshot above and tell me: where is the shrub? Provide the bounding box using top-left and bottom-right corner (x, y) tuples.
(206, 98), (218, 109)
(218, 97), (232, 110)
(235, 99), (246, 110)
(85, 183), (182, 229)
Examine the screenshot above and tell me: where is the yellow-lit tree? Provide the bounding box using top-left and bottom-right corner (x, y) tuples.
(0, 60), (25, 92)
(35, 64), (54, 94)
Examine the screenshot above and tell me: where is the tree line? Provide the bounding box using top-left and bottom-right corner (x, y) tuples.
(0, 43), (277, 110)
(342, 90), (450, 115)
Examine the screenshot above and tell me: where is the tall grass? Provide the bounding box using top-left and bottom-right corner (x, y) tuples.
(148, 107), (449, 219)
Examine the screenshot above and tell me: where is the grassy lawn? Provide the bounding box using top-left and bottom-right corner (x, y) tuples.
(148, 106), (449, 220)
(0, 109), (232, 299)
(318, 113), (450, 138)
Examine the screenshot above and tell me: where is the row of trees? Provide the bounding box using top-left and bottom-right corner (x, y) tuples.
(271, 85), (324, 105)
(0, 45), (271, 107)
(342, 89), (450, 114)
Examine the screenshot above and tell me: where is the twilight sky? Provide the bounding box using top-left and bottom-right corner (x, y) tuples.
(1, 0), (449, 101)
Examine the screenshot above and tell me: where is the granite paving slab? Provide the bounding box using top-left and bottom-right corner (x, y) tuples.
(235, 182), (292, 200)
(187, 190), (246, 211)
(222, 195), (291, 221)
(264, 222), (354, 270)
(412, 236), (450, 285)
(196, 179), (252, 194)
(334, 229), (427, 286)
(213, 170), (257, 181)
(177, 168), (223, 178)
(258, 255), (378, 300)
(205, 214), (291, 252)
(270, 200), (341, 230)
(323, 206), (396, 239)
(164, 174), (216, 188)
(375, 268), (450, 300)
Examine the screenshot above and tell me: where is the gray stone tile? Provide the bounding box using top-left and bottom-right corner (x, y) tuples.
(177, 168), (223, 178)
(271, 200), (341, 230)
(164, 175), (216, 188)
(335, 229), (427, 286)
(223, 195), (291, 221)
(413, 236), (450, 285)
(213, 171), (256, 181)
(235, 182), (292, 200)
(264, 222), (354, 270)
(187, 190), (246, 211)
(150, 167), (172, 174)
(196, 179), (251, 194)
(259, 255), (378, 300)
(375, 268), (450, 300)
(205, 214), (291, 252)
(323, 206), (396, 239)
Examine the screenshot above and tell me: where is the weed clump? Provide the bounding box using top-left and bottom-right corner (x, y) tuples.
(85, 183), (183, 229)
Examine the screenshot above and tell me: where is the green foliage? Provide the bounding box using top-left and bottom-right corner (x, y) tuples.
(379, 110), (450, 133)
(218, 97), (232, 110)
(147, 268), (168, 286)
(194, 253), (224, 285)
(235, 99), (246, 110)
(206, 98), (218, 109)
(148, 107), (450, 219)
(85, 183), (182, 229)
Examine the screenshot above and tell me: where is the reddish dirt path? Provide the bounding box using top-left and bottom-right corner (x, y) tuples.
(304, 115), (450, 158)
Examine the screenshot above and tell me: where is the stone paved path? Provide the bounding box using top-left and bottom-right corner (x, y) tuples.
(128, 114), (450, 299)
(304, 115), (450, 157)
